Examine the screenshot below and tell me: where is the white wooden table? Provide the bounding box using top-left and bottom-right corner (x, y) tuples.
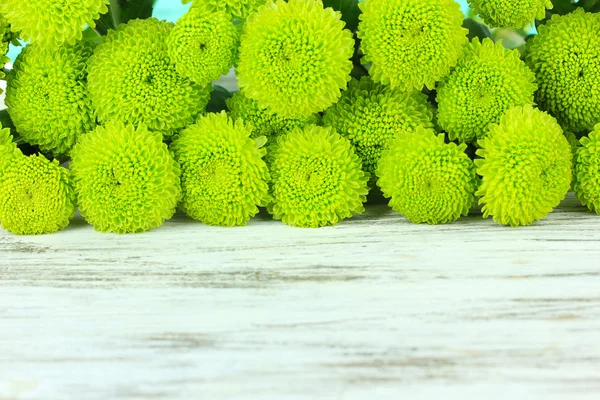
(1, 192), (599, 400)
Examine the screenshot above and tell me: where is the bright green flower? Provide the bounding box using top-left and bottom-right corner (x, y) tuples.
(574, 125), (600, 214)
(468, 0), (552, 28)
(0, 123), (17, 160)
(170, 111), (271, 227)
(526, 9), (600, 132)
(376, 126), (477, 225)
(268, 125), (370, 228)
(323, 76), (434, 178)
(237, 0), (354, 118)
(0, 0), (108, 47)
(6, 41), (95, 156)
(182, 0), (267, 21)
(168, 6), (240, 85)
(226, 91), (319, 146)
(70, 121), (181, 234)
(0, 153), (75, 235)
(88, 18), (211, 137)
(358, 0), (467, 91)
(437, 38), (537, 144)
(476, 106), (572, 227)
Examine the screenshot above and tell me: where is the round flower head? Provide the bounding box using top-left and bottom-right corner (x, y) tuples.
(88, 18), (212, 137)
(226, 91), (319, 146)
(168, 6), (240, 85)
(0, 0), (108, 47)
(268, 125), (370, 228)
(436, 38), (537, 144)
(526, 9), (600, 132)
(70, 121), (181, 234)
(574, 125), (600, 214)
(171, 112), (270, 227)
(6, 41), (95, 156)
(182, 0), (267, 21)
(376, 126), (477, 225)
(358, 0), (468, 91)
(237, 0), (354, 118)
(468, 0), (552, 29)
(0, 153), (75, 235)
(323, 76), (434, 178)
(475, 106), (572, 227)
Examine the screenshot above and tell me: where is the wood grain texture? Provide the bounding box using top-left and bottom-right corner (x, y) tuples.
(1, 193), (600, 400)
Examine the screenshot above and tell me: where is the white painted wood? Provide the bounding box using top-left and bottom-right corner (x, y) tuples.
(1, 193), (600, 400)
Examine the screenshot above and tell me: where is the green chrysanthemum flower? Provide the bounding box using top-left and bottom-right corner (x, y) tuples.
(0, 0), (108, 47)
(323, 76), (434, 178)
(70, 121), (181, 234)
(171, 111), (271, 227)
(526, 9), (600, 132)
(476, 106), (572, 227)
(574, 125), (600, 214)
(268, 125), (370, 228)
(358, 0), (468, 91)
(168, 6), (240, 85)
(237, 0), (354, 118)
(88, 18), (211, 137)
(376, 126), (477, 225)
(0, 153), (75, 235)
(436, 38), (537, 144)
(468, 0), (552, 29)
(182, 0), (267, 21)
(6, 41), (95, 156)
(226, 91), (319, 146)
(0, 123), (17, 160)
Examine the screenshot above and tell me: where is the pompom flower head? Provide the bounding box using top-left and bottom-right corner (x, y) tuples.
(182, 0), (267, 21)
(268, 125), (370, 228)
(574, 124), (600, 214)
(376, 126), (477, 225)
(436, 38), (537, 144)
(70, 121), (181, 234)
(468, 0), (552, 28)
(226, 91), (319, 146)
(237, 0), (354, 118)
(6, 41), (95, 156)
(88, 18), (212, 137)
(0, 153), (76, 235)
(323, 76), (434, 178)
(168, 6), (240, 85)
(526, 9), (600, 132)
(358, 0), (468, 91)
(170, 112), (271, 227)
(0, 0), (108, 47)
(476, 106), (572, 227)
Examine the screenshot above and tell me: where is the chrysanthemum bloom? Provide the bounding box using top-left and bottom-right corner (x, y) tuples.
(226, 91), (319, 146)
(237, 0), (354, 118)
(376, 126), (477, 225)
(526, 9), (600, 132)
(358, 0), (467, 91)
(88, 18), (212, 137)
(268, 125), (370, 228)
(170, 112), (270, 227)
(436, 38), (537, 144)
(476, 106), (572, 227)
(182, 0), (267, 21)
(323, 76), (434, 178)
(0, 0), (108, 47)
(468, 0), (552, 28)
(6, 41), (95, 156)
(70, 121), (181, 234)
(574, 125), (600, 214)
(168, 6), (240, 85)
(0, 153), (75, 235)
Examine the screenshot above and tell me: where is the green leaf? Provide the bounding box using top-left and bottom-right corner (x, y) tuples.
(206, 85), (234, 113)
(118, 0), (157, 24)
(462, 19), (492, 41)
(322, 0), (361, 32)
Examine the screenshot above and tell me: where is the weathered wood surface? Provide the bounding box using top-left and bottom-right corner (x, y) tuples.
(1, 193), (600, 400)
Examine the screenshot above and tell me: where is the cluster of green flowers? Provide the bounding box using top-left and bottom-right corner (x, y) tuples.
(0, 0), (599, 236)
